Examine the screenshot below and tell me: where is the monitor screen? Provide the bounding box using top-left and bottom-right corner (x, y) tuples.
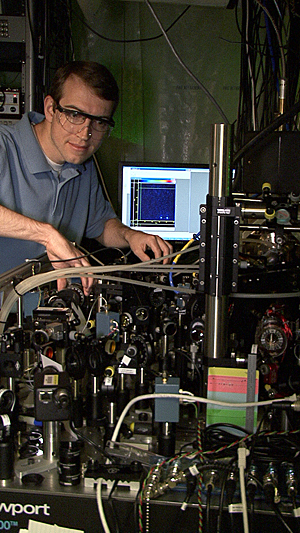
(118, 162), (210, 242)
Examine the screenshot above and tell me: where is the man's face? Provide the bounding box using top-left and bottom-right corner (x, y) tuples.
(43, 75), (115, 165)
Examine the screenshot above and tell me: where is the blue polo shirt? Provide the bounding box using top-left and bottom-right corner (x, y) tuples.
(0, 112), (117, 274)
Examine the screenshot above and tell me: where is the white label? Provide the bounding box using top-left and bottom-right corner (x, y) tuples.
(118, 368), (137, 375)
(43, 375), (58, 386)
(121, 355), (131, 366)
(228, 503), (243, 514)
(0, 414), (10, 426)
(189, 464), (199, 476)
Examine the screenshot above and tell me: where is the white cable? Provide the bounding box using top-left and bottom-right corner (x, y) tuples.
(96, 478), (111, 533)
(81, 297), (98, 333)
(109, 392), (297, 447)
(0, 273), (196, 335)
(0, 255), (198, 334)
(238, 445), (250, 533)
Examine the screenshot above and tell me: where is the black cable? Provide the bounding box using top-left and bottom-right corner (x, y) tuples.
(204, 423), (251, 456)
(48, 243), (128, 264)
(271, 502), (295, 533)
(165, 473), (197, 533)
(216, 472), (226, 533)
(233, 98), (300, 166)
(247, 481), (256, 533)
(234, 0), (285, 157)
(107, 480), (121, 533)
(179, 440), (197, 454)
(225, 471), (237, 533)
(71, 2), (191, 44)
(145, 0), (230, 125)
(175, 349), (202, 381)
(247, 407), (270, 469)
(12, 283), (22, 297)
(134, 484), (143, 533)
(202, 426), (300, 531)
(252, 473), (297, 533)
(233, 0), (300, 177)
(206, 483), (213, 532)
(70, 421), (110, 458)
(49, 252), (94, 263)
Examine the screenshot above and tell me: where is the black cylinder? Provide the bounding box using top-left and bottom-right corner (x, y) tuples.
(58, 440), (81, 486)
(0, 438), (14, 480)
(135, 380), (149, 410)
(72, 396), (83, 428)
(157, 423), (176, 457)
(117, 387), (130, 416)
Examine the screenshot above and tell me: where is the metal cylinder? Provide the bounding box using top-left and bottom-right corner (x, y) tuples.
(43, 421), (60, 461)
(209, 123), (231, 198)
(205, 123), (232, 360)
(205, 296), (229, 360)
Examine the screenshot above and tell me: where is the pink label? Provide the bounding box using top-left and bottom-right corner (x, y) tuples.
(208, 374), (257, 394)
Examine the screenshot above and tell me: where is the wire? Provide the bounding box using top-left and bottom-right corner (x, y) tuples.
(197, 418), (204, 533)
(71, 423), (108, 456)
(271, 502), (295, 533)
(109, 392), (298, 448)
(238, 444), (249, 533)
(97, 478), (111, 533)
(134, 484), (143, 533)
(0, 250), (201, 333)
(176, 349), (202, 381)
(216, 470), (227, 533)
(205, 483), (212, 531)
(71, 3), (191, 44)
(233, 98), (300, 167)
(250, 473), (296, 533)
(93, 154), (114, 209)
(254, 0), (286, 79)
(76, 242), (105, 266)
(169, 238), (195, 292)
(145, 0), (230, 125)
(107, 480), (120, 533)
(80, 298), (99, 334)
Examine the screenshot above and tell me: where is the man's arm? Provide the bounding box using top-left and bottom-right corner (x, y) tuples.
(96, 218), (173, 263)
(0, 204), (93, 295)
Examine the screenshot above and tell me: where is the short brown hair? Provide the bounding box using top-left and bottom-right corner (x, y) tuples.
(49, 60), (119, 114)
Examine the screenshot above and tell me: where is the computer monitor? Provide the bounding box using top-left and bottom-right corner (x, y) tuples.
(118, 162), (210, 242)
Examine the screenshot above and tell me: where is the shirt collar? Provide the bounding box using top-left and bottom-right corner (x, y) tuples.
(17, 112), (85, 178)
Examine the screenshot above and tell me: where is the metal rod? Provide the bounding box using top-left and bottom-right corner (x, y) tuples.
(204, 123), (232, 360)
(43, 421), (60, 462)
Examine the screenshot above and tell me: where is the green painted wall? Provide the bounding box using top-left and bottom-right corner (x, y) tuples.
(72, 0), (240, 210)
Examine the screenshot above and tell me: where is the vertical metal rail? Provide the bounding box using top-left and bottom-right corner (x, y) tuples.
(199, 123), (239, 360)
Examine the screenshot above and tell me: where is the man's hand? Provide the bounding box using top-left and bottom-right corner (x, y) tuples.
(98, 218), (173, 264)
(124, 229), (173, 264)
(0, 206), (93, 295)
(45, 231), (93, 296)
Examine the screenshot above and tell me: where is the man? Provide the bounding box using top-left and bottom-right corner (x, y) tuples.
(0, 61), (172, 295)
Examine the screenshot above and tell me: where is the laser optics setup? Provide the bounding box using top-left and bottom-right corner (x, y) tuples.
(1, 124), (300, 532)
